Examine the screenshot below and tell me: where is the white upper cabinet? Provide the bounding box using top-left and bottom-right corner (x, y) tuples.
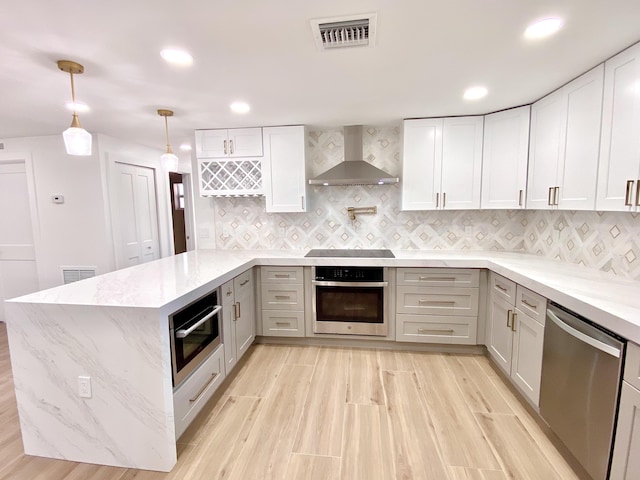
(527, 65), (604, 210)
(402, 116), (483, 210)
(196, 127), (264, 196)
(195, 128), (263, 158)
(402, 118), (442, 210)
(597, 42), (640, 212)
(481, 106), (530, 209)
(262, 126), (309, 213)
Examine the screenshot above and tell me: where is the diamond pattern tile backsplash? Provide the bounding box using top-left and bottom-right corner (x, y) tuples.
(209, 126), (640, 281)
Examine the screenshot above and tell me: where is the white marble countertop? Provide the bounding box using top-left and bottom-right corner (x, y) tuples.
(8, 249), (640, 344)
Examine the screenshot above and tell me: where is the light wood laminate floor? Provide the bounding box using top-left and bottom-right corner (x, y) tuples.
(0, 323), (586, 479)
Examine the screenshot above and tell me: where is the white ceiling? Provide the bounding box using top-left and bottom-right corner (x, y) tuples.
(2, 0), (640, 155)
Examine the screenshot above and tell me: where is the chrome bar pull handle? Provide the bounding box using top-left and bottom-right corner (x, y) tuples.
(301, 196), (305, 210)
(518, 189), (523, 207)
(436, 192), (439, 208)
(176, 306), (222, 338)
(554, 186), (560, 206)
(230, 140), (234, 154)
(636, 180), (640, 207)
(189, 373), (219, 402)
(223, 139), (228, 155)
(443, 192), (446, 208)
(625, 180), (634, 206)
(417, 328), (455, 334)
(548, 187), (553, 206)
(522, 299), (538, 310)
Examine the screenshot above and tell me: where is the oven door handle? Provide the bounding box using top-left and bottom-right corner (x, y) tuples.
(176, 305), (222, 339)
(312, 280), (388, 287)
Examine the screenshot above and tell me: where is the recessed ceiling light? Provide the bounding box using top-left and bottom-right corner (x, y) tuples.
(463, 86), (488, 100)
(230, 101), (250, 114)
(524, 18), (564, 40)
(65, 101), (89, 112)
(179, 143), (192, 151)
(160, 48), (193, 66)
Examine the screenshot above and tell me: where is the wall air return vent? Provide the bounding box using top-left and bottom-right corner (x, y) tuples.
(62, 267), (96, 284)
(310, 13), (377, 50)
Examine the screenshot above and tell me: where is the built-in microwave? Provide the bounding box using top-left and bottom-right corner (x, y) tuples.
(169, 289), (222, 387)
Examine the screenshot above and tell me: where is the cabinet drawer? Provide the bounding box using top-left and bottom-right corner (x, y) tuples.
(261, 266), (303, 284)
(490, 272), (516, 303)
(625, 342), (640, 391)
(234, 269), (253, 294)
(261, 284), (304, 310)
(397, 268), (479, 287)
(262, 310), (305, 337)
(396, 286), (479, 316)
(173, 345), (225, 439)
(515, 286), (546, 325)
(396, 314), (477, 344)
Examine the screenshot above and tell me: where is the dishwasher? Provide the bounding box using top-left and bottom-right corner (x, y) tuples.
(539, 302), (625, 480)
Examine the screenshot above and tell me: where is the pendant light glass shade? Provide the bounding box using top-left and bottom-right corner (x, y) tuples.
(158, 109), (179, 172)
(161, 152), (179, 171)
(57, 60), (92, 156)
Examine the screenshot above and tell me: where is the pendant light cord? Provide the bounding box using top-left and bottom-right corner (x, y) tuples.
(68, 71), (81, 128)
(69, 72), (77, 112)
(164, 116), (173, 154)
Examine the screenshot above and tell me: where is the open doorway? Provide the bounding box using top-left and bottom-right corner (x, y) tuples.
(169, 172), (187, 254)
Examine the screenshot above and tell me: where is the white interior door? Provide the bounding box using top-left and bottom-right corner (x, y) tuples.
(113, 162), (160, 268)
(0, 159), (39, 321)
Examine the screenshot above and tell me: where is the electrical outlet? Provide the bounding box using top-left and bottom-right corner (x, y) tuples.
(78, 376), (92, 398)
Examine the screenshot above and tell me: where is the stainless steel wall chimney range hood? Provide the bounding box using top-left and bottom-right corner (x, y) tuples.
(308, 125), (399, 186)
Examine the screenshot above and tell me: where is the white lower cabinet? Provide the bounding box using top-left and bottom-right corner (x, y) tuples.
(487, 273), (546, 406)
(260, 266), (305, 337)
(396, 268), (479, 344)
(222, 269), (255, 374)
(611, 342), (640, 479)
(173, 344), (225, 439)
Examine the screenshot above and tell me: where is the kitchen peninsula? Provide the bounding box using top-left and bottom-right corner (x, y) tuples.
(5, 249), (640, 472)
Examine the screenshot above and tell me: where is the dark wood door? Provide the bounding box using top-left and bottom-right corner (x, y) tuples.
(169, 172), (187, 254)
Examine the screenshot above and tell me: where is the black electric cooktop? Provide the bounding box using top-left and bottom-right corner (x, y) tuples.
(304, 249), (395, 258)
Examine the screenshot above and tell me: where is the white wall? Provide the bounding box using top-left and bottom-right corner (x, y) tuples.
(96, 134), (174, 261)
(190, 154), (217, 249)
(0, 133), (176, 291)
(1, 135), (112, 289)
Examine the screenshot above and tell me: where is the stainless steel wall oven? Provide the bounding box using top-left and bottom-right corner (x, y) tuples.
(312, 266), (388, 336)
(169, 289), (222, 387)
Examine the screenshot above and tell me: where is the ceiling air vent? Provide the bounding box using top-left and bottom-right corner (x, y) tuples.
(310, 13), (377, 50)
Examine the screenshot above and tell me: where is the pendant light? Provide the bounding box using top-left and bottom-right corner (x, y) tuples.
(158, 109), (179, 172)
(57, 60), (92, 156)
